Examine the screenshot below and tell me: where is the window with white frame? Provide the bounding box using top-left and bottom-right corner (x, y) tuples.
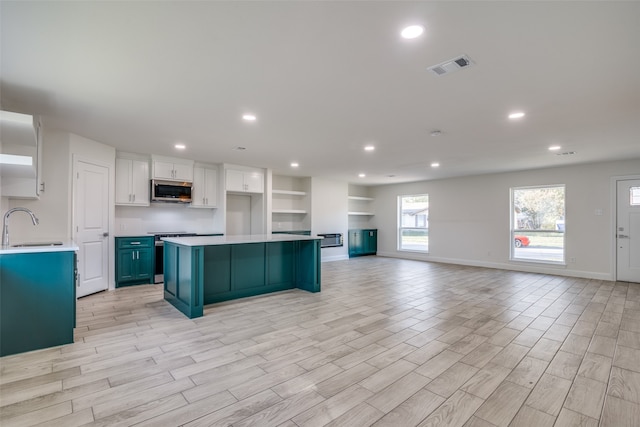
(511, 185), (565, 263)
(398, 194), (429, 252)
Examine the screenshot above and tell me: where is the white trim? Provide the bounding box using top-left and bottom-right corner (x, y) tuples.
(376, 251), (612, 281)
(611, 174), (640, 282)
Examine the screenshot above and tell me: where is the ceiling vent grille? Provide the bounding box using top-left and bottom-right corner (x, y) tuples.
(428, 55), (474, 77)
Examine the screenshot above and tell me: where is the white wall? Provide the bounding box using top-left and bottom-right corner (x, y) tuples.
(311, 177), (348, 261)
(372, 159), (640, 280)
(115, 205), (223, 236)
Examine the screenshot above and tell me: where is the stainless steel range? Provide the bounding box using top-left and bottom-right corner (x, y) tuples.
(149, 232), (197, 283)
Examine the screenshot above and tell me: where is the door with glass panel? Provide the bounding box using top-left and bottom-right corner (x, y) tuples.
(617, 179), (640, 283)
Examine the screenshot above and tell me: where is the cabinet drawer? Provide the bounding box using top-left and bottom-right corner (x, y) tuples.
(116, 236), (153, 249)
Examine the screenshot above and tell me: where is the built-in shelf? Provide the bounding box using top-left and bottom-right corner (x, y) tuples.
(273, 209), (308, 214)
(348, 211), (375, 216)
(273, 189), (307, 196)
(348, 196), (374, 201)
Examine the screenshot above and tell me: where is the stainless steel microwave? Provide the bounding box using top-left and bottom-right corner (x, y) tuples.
(150, 179), (192, 203)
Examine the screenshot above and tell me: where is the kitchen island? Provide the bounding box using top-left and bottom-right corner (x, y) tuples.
(0, 241), (78, 356)
(162, 234), (322, 318)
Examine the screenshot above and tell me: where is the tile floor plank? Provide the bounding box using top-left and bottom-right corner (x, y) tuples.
(0, 259), (637, 427)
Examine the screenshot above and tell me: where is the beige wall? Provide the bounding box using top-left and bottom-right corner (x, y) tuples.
(311, 177), (348, 261)
(372, 159), (640, 280)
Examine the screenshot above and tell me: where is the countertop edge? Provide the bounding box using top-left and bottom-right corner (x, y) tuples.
(0, 240), (79, 255)
(162, 234), (322, 247)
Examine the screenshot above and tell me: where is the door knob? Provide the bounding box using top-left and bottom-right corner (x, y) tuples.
(103, 232), (109, 237)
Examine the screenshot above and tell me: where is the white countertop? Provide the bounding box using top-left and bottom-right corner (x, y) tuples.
(162, 234), (322, 247)
(0, 240), (79, 255)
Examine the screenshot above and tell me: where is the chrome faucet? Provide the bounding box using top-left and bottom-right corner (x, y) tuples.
(2, 207), (39, 248)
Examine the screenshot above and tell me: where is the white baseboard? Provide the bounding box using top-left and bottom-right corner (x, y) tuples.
(376, 251), (613, 281)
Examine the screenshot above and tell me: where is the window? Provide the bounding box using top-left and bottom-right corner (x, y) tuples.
(399, 194), (429, 252)
(511, 185), (565, 263)
(631, 187), (640, 206)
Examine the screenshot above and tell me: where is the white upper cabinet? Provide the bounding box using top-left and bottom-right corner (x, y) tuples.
(115, 158), (149, 206)
(151, 156), (194, 181)
(226, 169), (263, 193)
(191, 166), (218, 208)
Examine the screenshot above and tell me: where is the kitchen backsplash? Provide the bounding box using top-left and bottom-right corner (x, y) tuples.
(115, 204), (223, 236)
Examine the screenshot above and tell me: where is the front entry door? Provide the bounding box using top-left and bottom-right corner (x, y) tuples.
(74, 159), (110, 297)
(617, 178), (640, 283)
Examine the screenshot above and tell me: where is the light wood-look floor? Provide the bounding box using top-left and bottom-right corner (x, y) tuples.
(1, 257), (640, 427)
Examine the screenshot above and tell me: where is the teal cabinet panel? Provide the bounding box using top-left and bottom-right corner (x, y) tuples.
(164, 237), (322, 318)
(0, 251), (76, 357)
(117, 249), (136, 281)
(232, 243), (266, 290)
(296, 240), (321, 293)
(164, 243), (178, 296)
(267, 241), (295, 286)
(349, 229), (377, 258)
(364, 230), (377, 254)
(115, 236), (154, 287)
(164, 244), (204, 319)
(203, 245), (232, 299)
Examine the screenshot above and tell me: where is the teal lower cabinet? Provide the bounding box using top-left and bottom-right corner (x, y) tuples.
(164, 237), (322, 318)
(349, 229), (378, 257)
(0, 251), (76, 357)
(115, 236), (154, 287)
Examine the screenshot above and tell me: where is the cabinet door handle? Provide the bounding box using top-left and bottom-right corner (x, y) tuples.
(132, 252), (135, 260)
(130, 241), (141, 245)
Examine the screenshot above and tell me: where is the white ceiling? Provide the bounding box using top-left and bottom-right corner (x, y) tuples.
(2, 1), (639, 185)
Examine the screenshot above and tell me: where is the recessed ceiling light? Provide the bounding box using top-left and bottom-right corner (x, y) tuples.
(364, 145), (375, 151)
(508, 112), (525, 119)
(242, 114), (257, 121)
(430, 130), (442, 137)
(174, 143), (186, 150)
(401, 25), (424, 39)
(358, 173), (366, 178)
(431, 162), (440, 168)
(548, 145), (561, 151)
(290, 162), (299, 168)
(233, 146), (246, 151)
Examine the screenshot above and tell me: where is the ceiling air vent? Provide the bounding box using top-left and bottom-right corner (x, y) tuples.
(428, 54), (474, 77)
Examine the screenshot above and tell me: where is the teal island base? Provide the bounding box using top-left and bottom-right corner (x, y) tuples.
(162, 235), (322, 319)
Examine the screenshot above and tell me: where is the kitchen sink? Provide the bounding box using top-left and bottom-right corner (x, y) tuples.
(11, 241), (64, 247)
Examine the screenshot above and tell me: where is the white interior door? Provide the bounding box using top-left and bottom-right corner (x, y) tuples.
(617, 178), (640, 283)
(226, 194), (251, 235)
(75, 159), (110, 297)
